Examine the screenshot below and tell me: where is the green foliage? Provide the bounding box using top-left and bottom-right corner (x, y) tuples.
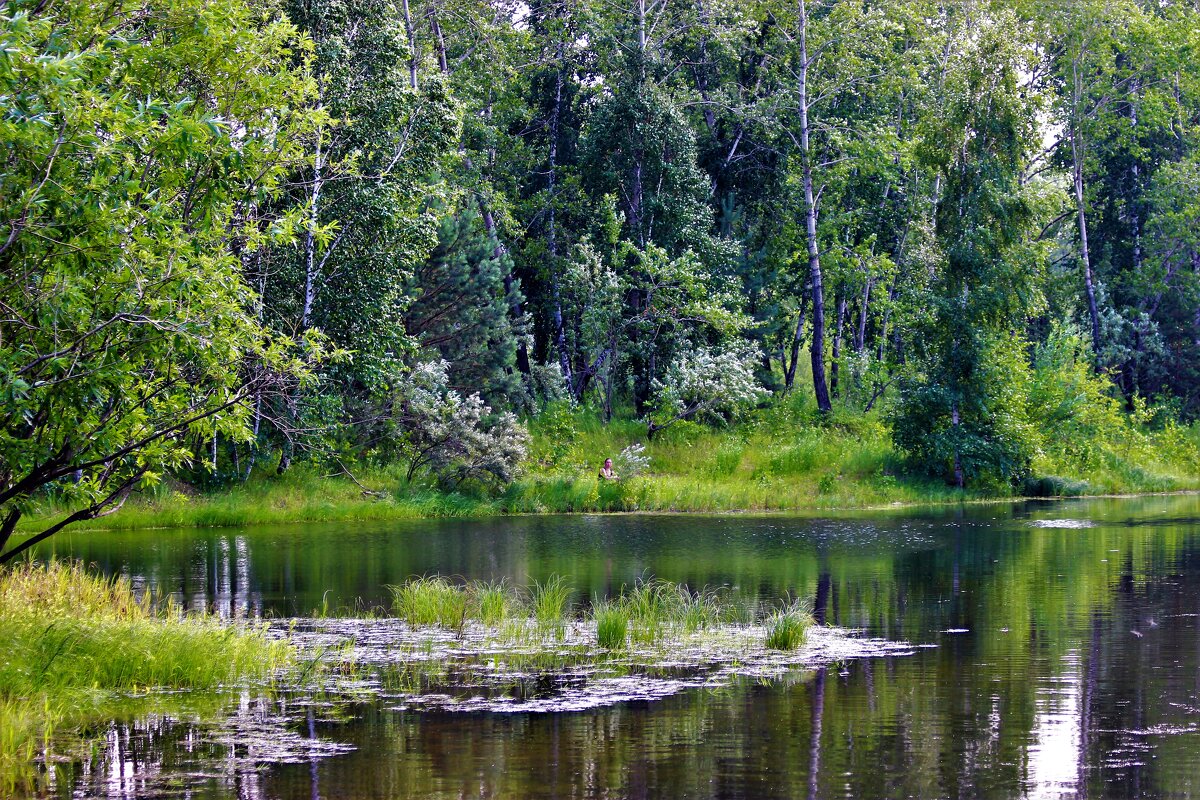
(593, 603), (629, 649)
(406, 210), (528, 406)
(531, 575), (573, 628)
(0, 562), (289, 793)
(0, 0), (319, 559)
(390, 576), (469, 629)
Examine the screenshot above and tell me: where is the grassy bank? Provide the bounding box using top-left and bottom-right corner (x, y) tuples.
(21, 400), (1200, 532)
(0, 562), (291, 795)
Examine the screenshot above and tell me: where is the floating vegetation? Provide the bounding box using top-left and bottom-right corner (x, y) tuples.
(1028, 518), (1097, 529)
(283, 577), (913, 714)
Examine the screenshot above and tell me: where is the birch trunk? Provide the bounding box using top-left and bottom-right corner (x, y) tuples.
(798, 0), (831, 412)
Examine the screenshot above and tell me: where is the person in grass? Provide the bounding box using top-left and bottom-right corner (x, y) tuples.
(598, 458), (618, 481)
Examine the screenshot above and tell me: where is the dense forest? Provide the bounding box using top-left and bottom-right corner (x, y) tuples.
(3, 0), (1200, 555)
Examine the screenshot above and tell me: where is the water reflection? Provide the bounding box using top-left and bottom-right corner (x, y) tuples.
(30, 495), (1200, 798)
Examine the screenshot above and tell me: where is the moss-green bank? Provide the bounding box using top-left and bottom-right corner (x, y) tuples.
(21, 403), (1200, 532)
(0, 562), (291, 795)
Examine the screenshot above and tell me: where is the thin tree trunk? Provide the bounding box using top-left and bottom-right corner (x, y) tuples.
(302, 113), (325, 331)
(547, 44), (574, 394)
(400, 0), (418, 89)
(798, 0), (831, 413)
(429, 4), (448, 74)
(951, 402), (963, 488)
(855, 277), (872, 353)
(784, 294), (809, 391)
(830, 290), (846, 398)
(1072, 58), (1101, 354)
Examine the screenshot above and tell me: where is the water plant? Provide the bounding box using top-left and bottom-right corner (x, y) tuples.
(765, 600), (815, 651)
(390, 576), (469, 629)
(470, 580), (520, 626)
(530, 575), (572, 629)
(593, 602), (629, 649)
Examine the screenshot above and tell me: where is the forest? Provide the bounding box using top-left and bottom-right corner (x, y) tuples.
(3, 0), (1200, 558)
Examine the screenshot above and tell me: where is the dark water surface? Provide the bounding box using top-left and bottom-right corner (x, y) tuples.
(33, 495), (1200, 799)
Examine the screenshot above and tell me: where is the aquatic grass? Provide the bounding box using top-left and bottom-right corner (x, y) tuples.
(593, 602), (629, 650)
(530, 575), (572, 628)
(470, 580), (520, 626)
(678, 587), (722, 632)
(621, 578), (688, 643)
(389, 576), (469, 629)
(0, 561), (291, 795)
(765, 600), (815, 651)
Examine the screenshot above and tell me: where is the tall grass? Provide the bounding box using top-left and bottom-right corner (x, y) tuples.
(531, 575), (573, 630)
(0, 561), (291, 795)
(385, 576), (821, 658)
(593, 602), (629, 649)
(390, 576), (470, 629)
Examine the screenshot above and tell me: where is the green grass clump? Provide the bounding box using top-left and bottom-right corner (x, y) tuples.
(470, 580), (520, 626)
(0, 561), (290, 795)
(390, 576), (469, 629)
(530, 575), (573, 629)
(593, 602), (629, 649)
(765, 601), (815, 651)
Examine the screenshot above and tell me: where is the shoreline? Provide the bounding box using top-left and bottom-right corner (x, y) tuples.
(18, 481), (1200, 535)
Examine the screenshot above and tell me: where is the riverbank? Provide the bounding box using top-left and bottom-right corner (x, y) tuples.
(0, 562), (291, 795)
(20, 406), (1200, 532)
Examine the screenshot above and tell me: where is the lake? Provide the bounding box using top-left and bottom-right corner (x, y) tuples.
(32, 494), (1200, 798)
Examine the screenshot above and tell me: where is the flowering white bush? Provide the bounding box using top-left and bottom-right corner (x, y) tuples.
(614, 443), (651, 478)
(399, 361), (530, 487)
(646, 342), (767, 438)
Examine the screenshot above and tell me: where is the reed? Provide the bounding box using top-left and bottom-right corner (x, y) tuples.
(592, 602), (629, 650)
(530, 575), (573, 629)
(470, 580), (521, 626)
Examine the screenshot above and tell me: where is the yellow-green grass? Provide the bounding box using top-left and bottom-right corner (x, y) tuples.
(0, 561), (291, 795)
(18, 402), (1200, 533)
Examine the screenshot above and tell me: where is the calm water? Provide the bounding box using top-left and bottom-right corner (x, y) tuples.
(32, 495), (1200, 799)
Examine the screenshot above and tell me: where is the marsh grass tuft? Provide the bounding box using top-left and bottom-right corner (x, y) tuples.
(389, 576), (469, 629)
(765, 600), (815, 651)
(470, 580), (520, 626)
(593, 602), (629, 649)
(530, 575), (572, 629)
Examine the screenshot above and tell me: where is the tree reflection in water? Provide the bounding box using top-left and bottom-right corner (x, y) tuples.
(28, 494), (1200, 799)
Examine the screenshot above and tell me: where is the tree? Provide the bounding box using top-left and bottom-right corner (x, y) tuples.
(0, 0), (317, 561)
(405, 210), (529, 406)
(892, 10), (1050, 488)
